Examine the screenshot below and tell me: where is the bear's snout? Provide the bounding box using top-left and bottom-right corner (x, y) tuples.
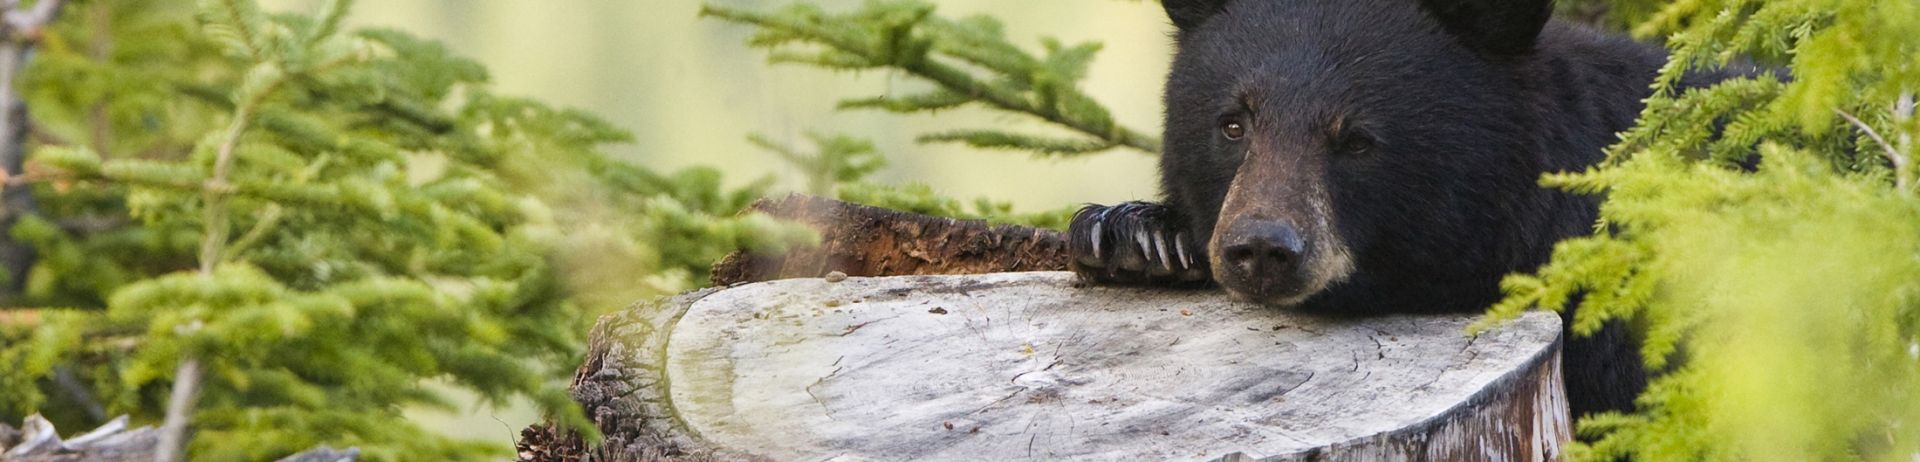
(1214, 218), (1313, 303)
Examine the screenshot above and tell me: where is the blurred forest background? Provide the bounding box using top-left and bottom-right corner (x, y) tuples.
(260, 0), (1168, 211)
(255, 0), (1171, 441)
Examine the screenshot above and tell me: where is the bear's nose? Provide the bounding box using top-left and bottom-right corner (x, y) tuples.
(1217, 219), (1308, 300)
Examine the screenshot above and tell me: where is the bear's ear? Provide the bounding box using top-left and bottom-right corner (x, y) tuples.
(1164, 0), (1227, 32)
(1418, 0), (1554, 56)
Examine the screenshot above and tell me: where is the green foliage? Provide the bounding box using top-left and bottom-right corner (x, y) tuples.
(467, 90), (817, 308)
(1478, 0), (1920, 460)
(712, 0), (1112, 230)
(0, 0), (814, 459)
(748, 131), (886, 196)
(703, 0), (1160, 157)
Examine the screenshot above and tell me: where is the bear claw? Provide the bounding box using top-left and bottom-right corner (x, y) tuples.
(1069, 202), (1211, 286)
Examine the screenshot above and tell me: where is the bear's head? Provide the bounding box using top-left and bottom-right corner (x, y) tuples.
(1159, 0), (1560, 308)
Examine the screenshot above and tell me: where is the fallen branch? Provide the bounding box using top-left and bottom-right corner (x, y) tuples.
(710, 193), (1070, 286)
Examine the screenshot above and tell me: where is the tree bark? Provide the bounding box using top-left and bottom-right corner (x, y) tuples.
(516, 288), (768, 462)
(520, 272), (1568, 462)
(709, 194), (1069, 287)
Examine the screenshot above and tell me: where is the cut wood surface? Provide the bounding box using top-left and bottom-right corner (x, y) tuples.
(523, 272), (1569, 462)
(708, 194), (1069, 286)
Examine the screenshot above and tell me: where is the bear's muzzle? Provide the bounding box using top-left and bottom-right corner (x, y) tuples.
(1213, 218), (1316, 304)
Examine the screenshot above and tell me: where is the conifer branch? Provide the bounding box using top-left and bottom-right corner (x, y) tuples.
(306, 0), (352, 46)
(1507, 1), (1920, 458)
(159, 106), (258, 462)
(4, 1), (612, 457)
(917, 129), (1119, 155)
(167, 1), (339, 457)
(703, 1), (1160, 156)
(156, 42), (362, 458)
(221, 203), (283, 261)
(1834, 108), (1906, 191)
(195, 29), (362, 274)
(210, 0), (264, 60)
(201, 110), (253, 274)
(22, 158), (451, 223)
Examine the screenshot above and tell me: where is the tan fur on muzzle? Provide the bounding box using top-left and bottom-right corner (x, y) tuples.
(1209, 144), (1356, 305)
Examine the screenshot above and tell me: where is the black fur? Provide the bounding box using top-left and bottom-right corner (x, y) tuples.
(1161, 0), (1228, 31)
(1070, 0), (1756, 419)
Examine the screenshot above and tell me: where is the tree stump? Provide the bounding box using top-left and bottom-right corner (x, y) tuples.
(522, 272), (1568, 461)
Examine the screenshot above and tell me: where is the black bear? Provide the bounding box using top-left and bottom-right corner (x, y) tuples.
(1070, 0), (1753, 420)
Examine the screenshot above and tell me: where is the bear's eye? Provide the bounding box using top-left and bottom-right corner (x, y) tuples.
(1337, 132), (1375, 156)
(1221, 120), (1246, 140)
(1336, 131), (1382, 157)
